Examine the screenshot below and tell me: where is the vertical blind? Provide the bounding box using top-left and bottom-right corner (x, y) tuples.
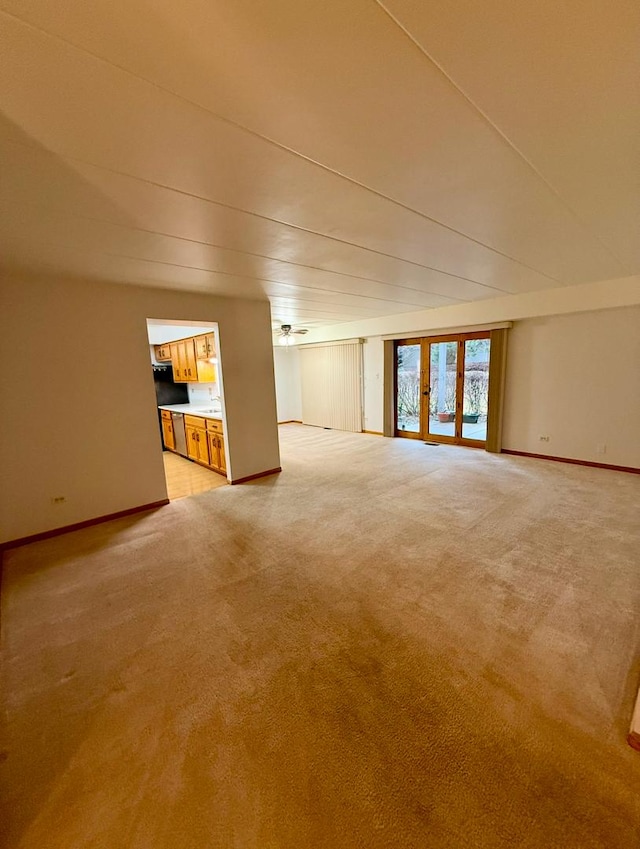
(300, 342), (363, 432)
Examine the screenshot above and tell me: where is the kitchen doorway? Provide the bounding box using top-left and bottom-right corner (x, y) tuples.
(147, 318), (228, 500)
(395, 331), (492, 447)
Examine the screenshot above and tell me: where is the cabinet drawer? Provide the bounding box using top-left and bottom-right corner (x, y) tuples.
(184, 414), (206, 428)
(160, 409), (172, 421)
(205, 418), (223, 433)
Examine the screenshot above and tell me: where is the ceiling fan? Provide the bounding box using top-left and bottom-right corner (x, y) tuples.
(276, 323), (308, 346)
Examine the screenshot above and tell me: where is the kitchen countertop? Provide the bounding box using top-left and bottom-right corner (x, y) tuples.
(158, 403), (223, 421)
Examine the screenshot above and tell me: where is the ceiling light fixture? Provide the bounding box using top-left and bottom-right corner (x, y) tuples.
(276, 323), (308, 346)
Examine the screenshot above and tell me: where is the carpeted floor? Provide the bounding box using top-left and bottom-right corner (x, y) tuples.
(2, 424), (640, 848)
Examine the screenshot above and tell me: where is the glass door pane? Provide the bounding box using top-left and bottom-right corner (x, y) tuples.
(428, 341), (458, 439)
(461, 338), (490, 442)
(396, 343), (421, 434)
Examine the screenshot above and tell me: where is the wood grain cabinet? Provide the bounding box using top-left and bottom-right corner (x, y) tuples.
(178, 414), (226, 475)
(206, 418), (226, 474)
(185, 415), (210, 465)
(160, 410), (175, 450)
(196, 360), (217, 384)
(170, 342), (183, 381)
(171, 339), (199, 382)
(194, 333), (217, 383)
(162, 333), (216, 383)
(182, 338), (198, 382)
(155, 343), (172, 361)
(194, 333), (215, 360)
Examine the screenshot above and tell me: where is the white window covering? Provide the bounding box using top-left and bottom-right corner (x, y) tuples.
(300, 342), (363, 432)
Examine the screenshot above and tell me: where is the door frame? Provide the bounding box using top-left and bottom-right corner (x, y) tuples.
(394, 337), (424, 440)
(394, 331), (491, 447)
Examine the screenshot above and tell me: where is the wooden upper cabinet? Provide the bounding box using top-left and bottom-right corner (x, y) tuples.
(196, 360), (217, 384)
(194, 334), (208, 359)
(182, 338), (197, 381)
(155, 343), (172, 361)
(170, 339), (198, 382)
(170, 342), (182, 381)
(164, 334), (215, 382)
(170, 342), (183, 381)
(194, 333), (216, 360)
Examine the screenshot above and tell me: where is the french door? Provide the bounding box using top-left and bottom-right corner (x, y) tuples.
(395, 332), (492, 447)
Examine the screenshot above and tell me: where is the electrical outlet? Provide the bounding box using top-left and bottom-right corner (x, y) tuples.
(51, 496), (66, 505)
(596, 443), (607, 454)
(539, 435), (550, 442)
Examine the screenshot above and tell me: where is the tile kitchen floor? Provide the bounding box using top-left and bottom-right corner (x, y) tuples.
(162, 451), (227, 500)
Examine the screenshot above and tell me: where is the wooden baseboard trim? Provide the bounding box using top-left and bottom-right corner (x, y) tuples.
(0, 499), (170, 552)
(629, 685), (640, 752)
(501, 449), (640, 475)
(230, 467), (282, 485)
(277, 420), (302, 425)
(628, 732), (640, 752)
(363, 430), (384, 436)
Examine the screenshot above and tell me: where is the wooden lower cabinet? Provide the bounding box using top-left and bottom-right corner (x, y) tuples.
(185, 422), (209, 465)
(183, 414), (226, 474)
(161, 411), (175, 451)
(207, 431), (226, 474)
(206, 418), (226, 475)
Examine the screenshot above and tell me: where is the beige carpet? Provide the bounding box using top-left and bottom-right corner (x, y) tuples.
(2, 424), (640, 848)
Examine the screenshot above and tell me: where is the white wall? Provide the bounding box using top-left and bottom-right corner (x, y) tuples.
(299, 276), (640, 469)
(0, 273), (280, 543)
(187, 383), (220, 406)
(274, 340), (384, 431)
(302, 275), (640, 345)
(273, 346), (302, 422)
(359, 306), (640, 468)
(296, 305), (640, 469)
(363, 337), (384, 433)
(503, 306), (640, 468)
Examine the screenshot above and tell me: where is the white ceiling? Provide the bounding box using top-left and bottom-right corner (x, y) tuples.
(1, 0), (638, 330)
(146, 320), (216, 345)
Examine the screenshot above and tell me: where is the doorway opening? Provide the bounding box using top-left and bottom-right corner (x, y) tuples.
(147, 318), (228, 500)
(395, 331), (492, 447)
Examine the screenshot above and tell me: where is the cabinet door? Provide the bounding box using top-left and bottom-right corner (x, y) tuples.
(194, 335), (209, 359)
(196, 428), (210, 464)
(217, 433), (226, 473)
(196, 360), (216, 383)
(185, 424), (199, 460)
(183, 339), (197, 382)
(194, 333), (215, 360)
(207, 432), (226, 473)
(155, 344), (171, 361)
(161, 418), (175, 450)
(207, 431), (219, 470)
(170, 343), (183, 381)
